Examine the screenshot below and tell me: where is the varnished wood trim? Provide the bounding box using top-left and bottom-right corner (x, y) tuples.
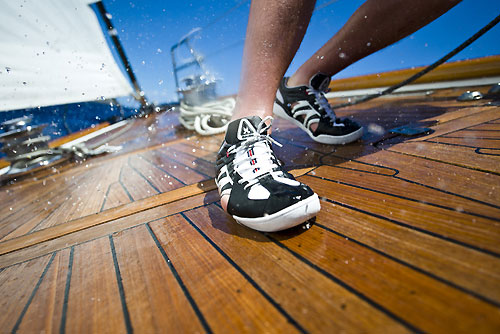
(0, 123), (111, 169)
(0, 167), (312, 261)
(330, 55), (500, 92)
(0, 180), (217, 256)
(48, 122), (110, 148)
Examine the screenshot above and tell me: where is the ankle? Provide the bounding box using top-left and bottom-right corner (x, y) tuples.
(286, 74), (309, 88)
(232, 96), (274, 121)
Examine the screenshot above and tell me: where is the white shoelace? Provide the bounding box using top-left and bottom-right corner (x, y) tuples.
(227, 116), (283, 190)
(307, 88), (338, 123)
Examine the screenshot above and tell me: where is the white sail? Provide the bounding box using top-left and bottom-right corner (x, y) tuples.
(0, 0), (134, 112)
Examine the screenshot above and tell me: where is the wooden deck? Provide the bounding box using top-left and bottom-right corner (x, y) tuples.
(1, 82), (499, 333)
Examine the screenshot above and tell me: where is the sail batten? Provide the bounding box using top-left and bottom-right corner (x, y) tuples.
(0, 0), (133, 112)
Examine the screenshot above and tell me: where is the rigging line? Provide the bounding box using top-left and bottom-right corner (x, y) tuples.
(313, 0), (342, 13)
(331, 12), (500, 109)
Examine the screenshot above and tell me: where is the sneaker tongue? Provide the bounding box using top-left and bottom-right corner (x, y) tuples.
(225, 116), (264, 144)
(309, 73), (331, 92)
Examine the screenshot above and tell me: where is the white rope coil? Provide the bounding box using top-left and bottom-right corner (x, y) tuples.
(178, 97), (235, 136)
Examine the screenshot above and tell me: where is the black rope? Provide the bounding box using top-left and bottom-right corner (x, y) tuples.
(331, 12), (500, 109)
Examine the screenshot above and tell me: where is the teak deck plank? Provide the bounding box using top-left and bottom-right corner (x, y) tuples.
(302, 174), (500, 304)
(465, 123), (500, 131)
(357, 150), (500, 212)
(314, 156), (500, 220)
(64, 238), (126, 333)
(0, 191), (220, 269)
(15, 249), (71, 333)
(388, 141), (500, 173)
(408, 107), (500, 141)
(273, 215), (500, 333)
(0, 81), (499, 332)
(0, 180), (217, 257)
(159, 146), (216, 178)
(112, 225), (206, 333)
(427, 137), (500, 149)
(0, 253), (54, 331)
(150, 215), (301, 333)
(447, 129), (500, 139)
(101, 182), (132, 212)
(184, 205), (409, 333)
(140, 150), (209, 184)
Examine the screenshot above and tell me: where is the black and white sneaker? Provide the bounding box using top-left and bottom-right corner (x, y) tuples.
(215, 116), (320, 232)
(273, 73), (363, 144)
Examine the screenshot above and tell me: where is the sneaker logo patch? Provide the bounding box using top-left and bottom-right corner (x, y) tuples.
(237, 119), (257, 140)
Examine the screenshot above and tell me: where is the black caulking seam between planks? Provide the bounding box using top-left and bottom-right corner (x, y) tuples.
(145, 224), (212, 334)
(100, 181), (116, 212)
(439, 136), (500, 140)
(264, 233), (423, 334)
(388, 149), (500, 177)
(0, 194), (220, 271)
(109, 236), (133, 334)
(321, 196), (500, 259)
(59, 246), (74, 334)
(157, 151), (213, 179)
(211, 201), (420, 331)
(118, 163), (135, 202)
(476, 148), (500, 156)
(275, 136), (400, 175)
(212, 201), (500, 309)
(425, 139), (500, 150)
(160, 147), (216, 176)
(127, 157), (162, 194)
(306, 174), (500, 222)
(319, 156), (500, 210)
(420, 117), (500, 138)
(392, 174), (500, 210)
(314, 222), (500, 308)
(457, 129), (500, 132)
(138, 153), (188, 185)
(314, 148), (500, 210)
(180, 212), (307, 334)
(27, 201), (66, 235)
(11, 252), (57, 333)
(210, 201), (500, 309)
(0, 183), (70, 233)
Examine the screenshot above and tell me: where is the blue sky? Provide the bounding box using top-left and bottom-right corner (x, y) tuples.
(102, 0), (500, 104)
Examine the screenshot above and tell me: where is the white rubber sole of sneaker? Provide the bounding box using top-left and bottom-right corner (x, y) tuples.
(233, 194), (321, 232)
(273, 103), (363, 145)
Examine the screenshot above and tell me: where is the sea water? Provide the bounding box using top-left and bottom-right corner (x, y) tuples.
(0, 102), (139, 158)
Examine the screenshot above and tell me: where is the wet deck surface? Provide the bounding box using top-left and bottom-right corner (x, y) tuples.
(1, 85), (499, 333)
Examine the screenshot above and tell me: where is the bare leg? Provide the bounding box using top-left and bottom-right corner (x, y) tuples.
(287, 0), (461, 87)
(232, 0), (316, 121)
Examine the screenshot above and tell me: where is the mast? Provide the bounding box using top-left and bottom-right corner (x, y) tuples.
(94, 1), (148, 108)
